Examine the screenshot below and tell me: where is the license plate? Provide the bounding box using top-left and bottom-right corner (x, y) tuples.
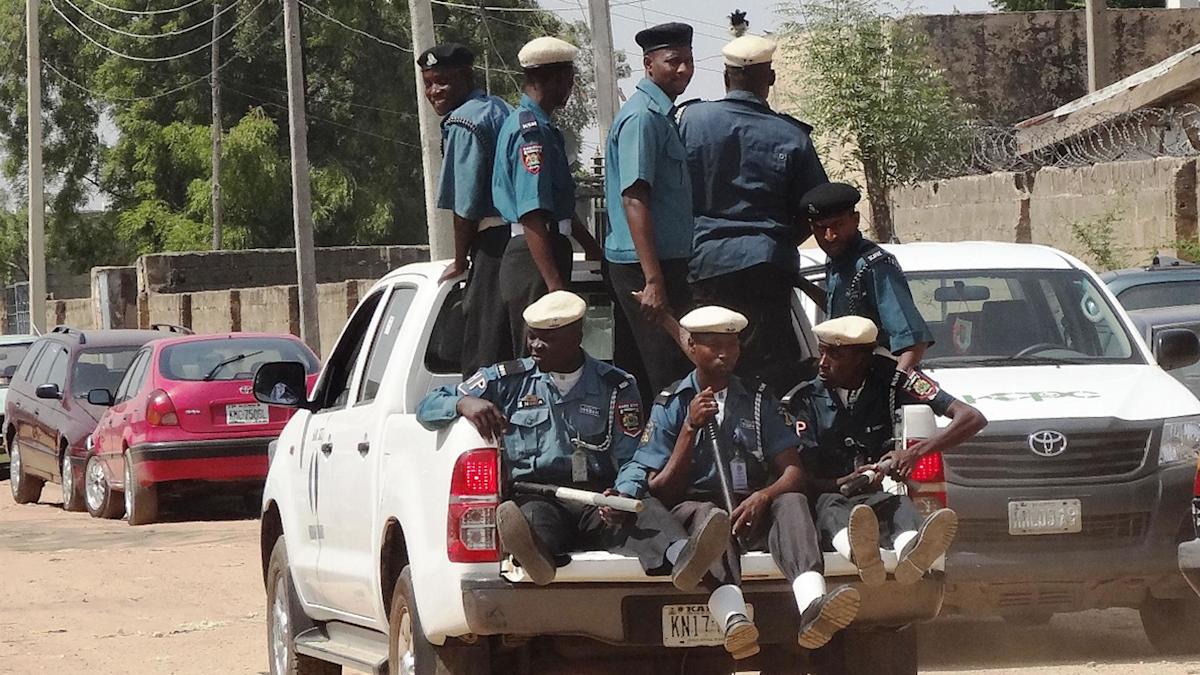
(661, 603), (753, 647)
(1008, 499), (1082, 535)
(226, 403), (269, 425)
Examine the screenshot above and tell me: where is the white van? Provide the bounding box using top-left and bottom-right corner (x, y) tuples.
(798, 241), (1200, 651)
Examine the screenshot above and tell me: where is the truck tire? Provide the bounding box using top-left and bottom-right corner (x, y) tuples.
(389, 566), (490, 675)
(265, 538), (340, 675)
(85, 455), (124, 519)
(1139, 596), (1200, 654)
(124, 451), (158, 526)
(810, 626), (918, 675)
(61, 451), (85, 512)
(9, 439), (44, 504)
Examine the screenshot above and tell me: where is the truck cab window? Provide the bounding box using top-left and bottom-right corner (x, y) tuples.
(314, 291), (384, 411)
(359, 286), (418, 404)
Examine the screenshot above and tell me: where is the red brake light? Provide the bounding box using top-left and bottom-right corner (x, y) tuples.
(146, 389), (178, 426)
(1193, 460), (1200, 498)
(448, 449), (500, 563)
(910, 450), (944, 483)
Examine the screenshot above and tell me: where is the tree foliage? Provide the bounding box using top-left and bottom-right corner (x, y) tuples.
(990, 0), (1163, 10)
(778, 0), (972, 242)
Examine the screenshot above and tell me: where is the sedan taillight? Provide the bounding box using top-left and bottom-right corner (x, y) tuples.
(146, 390), (179, 426)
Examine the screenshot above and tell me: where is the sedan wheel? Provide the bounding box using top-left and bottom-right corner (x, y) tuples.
(124, 451), (157, 526)
(61, 452), (85, 512)
(85, 455), (123, 519)
(9, 439), (45, 504)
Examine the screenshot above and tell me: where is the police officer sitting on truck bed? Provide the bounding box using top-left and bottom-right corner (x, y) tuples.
(802, 182), (935, 374)
(417, 291), (728, 590)
(615, 306), (861, 661)
(785, 316), (986, 586)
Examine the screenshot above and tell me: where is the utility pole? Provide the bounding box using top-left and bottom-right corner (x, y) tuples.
(587, 0), (618, 145)
(26, 0), (46, 334)
(282, 0), (320, 354)
(408, 0), (453, 260)
(477, 2), (491, 94)
(210, 0), (224, 250)
(1085, 0), (1111, 92)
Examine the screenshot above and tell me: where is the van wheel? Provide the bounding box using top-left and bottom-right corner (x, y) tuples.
(389, 566), (490, 675)
(9, 439), (44, 504)
(265, 538), (340, 675)
(61, 451), (85, 512)
(124, 451), (158, 526)
(1140, 596), (1200, 654)
(85, 455), (124, 519)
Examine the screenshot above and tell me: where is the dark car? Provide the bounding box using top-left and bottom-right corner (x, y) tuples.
(0, 334), (37, 476)
(1102, 255), (1200, 311)
(5, 326), (182, 511)
(1128, 306), (1200, 401)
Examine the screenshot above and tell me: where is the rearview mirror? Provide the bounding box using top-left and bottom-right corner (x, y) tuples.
(87, 388), (114, 407)
(1156, 328), (1200, 372)
(35, 383), (61, 400)
(933, 283), (991, 303)
(254, 361), (309, 409)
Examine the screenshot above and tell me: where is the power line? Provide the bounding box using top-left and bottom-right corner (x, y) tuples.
(80, 0), (209, 17)
(297, 1), (413, 53)
(431, 0), (580, 12)
(223, 83), (422, 149)
(229, 79), (420, 117)
(61, 0), (244, 40)
(50, 0), (268, 62)
(478, 11), (520, 89)
(629, 4), (729, 32)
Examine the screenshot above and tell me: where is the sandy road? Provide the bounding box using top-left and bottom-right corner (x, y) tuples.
(3, 480), (1200, 675)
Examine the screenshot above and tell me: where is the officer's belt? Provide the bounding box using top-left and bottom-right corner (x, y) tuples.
(479, 216), (507, 231)
(511, 219), (571, 238)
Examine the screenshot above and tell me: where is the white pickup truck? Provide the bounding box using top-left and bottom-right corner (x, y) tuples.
(254, 259), (945, 675)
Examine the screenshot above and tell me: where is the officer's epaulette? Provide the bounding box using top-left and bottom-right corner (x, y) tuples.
(673, 97), (702, 123)
(654, 379), (684, 407)
(600, 367), (633, 390)
(495, 359), (529, 378)
(518, 110), (541, 139)
(780, 378), (818, 407)
(777, 112), (814, 135)
(860, 241), (896, 269)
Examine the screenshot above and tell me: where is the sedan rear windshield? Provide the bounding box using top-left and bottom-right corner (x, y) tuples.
(73, 347), (141, 397)
(160, 338), (318, 382)
(906, 269), (1142, 368)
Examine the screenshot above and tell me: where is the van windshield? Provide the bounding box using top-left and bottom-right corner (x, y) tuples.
(907, 269), (1142, 368)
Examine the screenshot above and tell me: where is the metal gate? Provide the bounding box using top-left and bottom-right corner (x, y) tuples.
(5, 282), (29, 335)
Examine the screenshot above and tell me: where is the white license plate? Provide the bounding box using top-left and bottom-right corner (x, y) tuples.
(226, 403), (269, 425)
(661, 603), (753, 647)
(1008, 499), (1082, 535)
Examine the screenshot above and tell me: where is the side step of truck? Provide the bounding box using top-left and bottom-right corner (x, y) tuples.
(295, 621), (389, 675)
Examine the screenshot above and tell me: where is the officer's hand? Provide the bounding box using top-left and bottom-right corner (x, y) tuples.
(731, 490), (772, 537)
(881, 440), (933, 480)
(686, 387), (719, 429)
(439, 259), (468, 283)
(633, 279), (667, 321)
(599, 488), (634, 527)
(456, 396), (509, 441)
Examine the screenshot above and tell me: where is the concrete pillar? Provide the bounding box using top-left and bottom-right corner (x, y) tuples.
(1168, 1), (1199, 8)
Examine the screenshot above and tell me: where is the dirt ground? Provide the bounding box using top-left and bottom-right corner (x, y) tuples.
(4, 481), (1200, 675)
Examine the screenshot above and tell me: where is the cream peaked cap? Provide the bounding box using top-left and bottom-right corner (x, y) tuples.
(523, 290), (586, 329)
(518, 37), (578, 68)
(722, 35), (776, 68)
(680, 306), (748, 334)
(814, 316), (878, 346)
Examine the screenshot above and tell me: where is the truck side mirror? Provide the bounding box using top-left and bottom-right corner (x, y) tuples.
(254, 361), (310, 409)
(1156, 328), (1200, 372)
(87, 388), (114, 407)
(35, 383), (61, 400)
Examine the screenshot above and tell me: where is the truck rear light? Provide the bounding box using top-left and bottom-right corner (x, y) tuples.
(448, 449), (500, 563)
(146, 390), (178, 426)
(909, 450), (944, 483)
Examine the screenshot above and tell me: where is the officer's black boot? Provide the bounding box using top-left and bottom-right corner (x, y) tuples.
(670, 508), (730, 591)
(895, 507), (958, 585)
(496, 501), (557, 585)
(797, 585), (861, 650)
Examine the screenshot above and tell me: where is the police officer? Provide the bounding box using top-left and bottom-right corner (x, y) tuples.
(786, 316), (986, 586)
(801, 182), (934, 373)
(615, 306), (861, 660)
(604, 22), (696, 404)
(419, 42), (515, 377)
(677, 35), (828, 395)
(493, 37), (603, 355)
(417, 291), (728, 589)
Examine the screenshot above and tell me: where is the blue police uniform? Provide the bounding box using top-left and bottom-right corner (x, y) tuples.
(436, 89), (514, 377)
(615, 370), (824, 588)
(491, 95), (577, 356)
(825, 234), (936, 355)
(677, 91), (828, 394)
(603, 78), (695, 402)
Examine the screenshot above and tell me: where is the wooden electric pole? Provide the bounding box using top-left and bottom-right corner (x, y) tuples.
(26, 0), (46, 333)
(210, 0), (224, 250)
(282, 0), (321, 354)
(587, 0), (618, 145)
(408, 0), (453, 260)
(1086, 0), (1111, 92)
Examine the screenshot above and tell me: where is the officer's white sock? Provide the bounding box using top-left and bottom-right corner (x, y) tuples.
(893, 530), (919, 558)
(832, 528), (853, 562)
(792, 571), (826, 613)
(707, 584), (748, 629)
(665, 539), (687, 565)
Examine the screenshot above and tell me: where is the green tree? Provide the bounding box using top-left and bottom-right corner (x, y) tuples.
(990, 1), (1163, 9)
(778, 0), (972, 242)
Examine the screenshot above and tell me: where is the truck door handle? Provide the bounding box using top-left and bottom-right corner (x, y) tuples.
(357, 441), (370, 456)
(320, 442), (333, 456)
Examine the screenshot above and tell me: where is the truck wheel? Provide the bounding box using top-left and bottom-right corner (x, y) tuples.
(85, 455), (124, 519)
(61, 451), (85, 512)
(389, 566), (490, 675)
(9, 439), (44, 504)
(124, 451), (158, 526)
(1139, 596), (1200, 654)
(265, 538), (340, 675)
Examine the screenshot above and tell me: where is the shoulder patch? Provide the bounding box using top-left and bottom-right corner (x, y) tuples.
(457, 369), (489, 396)
(901, 370), (940, 403)
(518, 110), (541, 138)
(860, 242), (897, 269)
(520, 143), (543, 174)
(617, 401), (642, 437)
(653, 380), (683, 407)
(496, 359), (529, 378)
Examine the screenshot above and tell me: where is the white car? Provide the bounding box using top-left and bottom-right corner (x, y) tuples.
(255, 260), (944, 675)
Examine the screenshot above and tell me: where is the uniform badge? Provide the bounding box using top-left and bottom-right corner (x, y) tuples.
(795, 419), (808, 434)
(521, 143), (542, 174)
(618, 402), (642, 437)
(579, 403), (601, 418)
(904, 371), (939, 402)
(517, 394), (544, 409)
(458, 371), (487, 396)
(639, 420), (655, 445)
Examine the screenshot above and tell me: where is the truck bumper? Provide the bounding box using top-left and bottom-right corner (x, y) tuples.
(459, 575), (943, 646)
(129, 438), (270, 485)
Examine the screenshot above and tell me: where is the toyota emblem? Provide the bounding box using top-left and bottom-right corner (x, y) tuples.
(1028, 430), (1068, 457)
(239, 385), (253, 395)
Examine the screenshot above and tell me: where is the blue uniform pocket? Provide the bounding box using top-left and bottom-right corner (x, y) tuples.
(507, 406), (551, 458)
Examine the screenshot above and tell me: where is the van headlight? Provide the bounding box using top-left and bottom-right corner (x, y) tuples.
(1160, 416), (1200, 464)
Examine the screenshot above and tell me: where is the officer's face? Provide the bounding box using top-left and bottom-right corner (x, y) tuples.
(545, 64), (577, 110)
(645, 47), (695, 99)
(688, 333), (740, 377)
(528, 323), (583, 372)
(818, 343), (872, 389)
(422, 66), (472, 116)
(811, 211), (860, 258)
